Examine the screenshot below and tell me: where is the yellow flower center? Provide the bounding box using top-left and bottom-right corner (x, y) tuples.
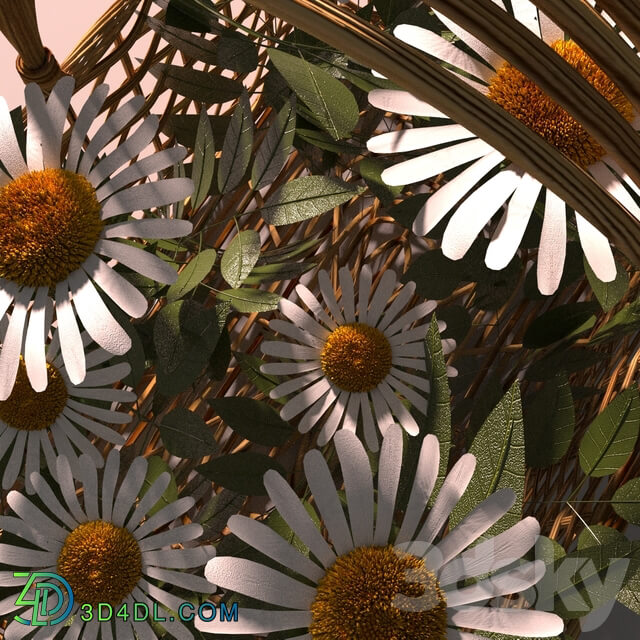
(488, 39), (634, 169)
(320, 323), (392, 393)
(310, 545), (447, 640)
(0, 168), (103, 288)
(0, 358), (68, 430)
(57, 520), (142, 606)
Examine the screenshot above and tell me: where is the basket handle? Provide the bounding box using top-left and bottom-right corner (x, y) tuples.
(0, 0), (66, 92)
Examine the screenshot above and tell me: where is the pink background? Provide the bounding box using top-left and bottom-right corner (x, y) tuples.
(0, 1), (114, 109)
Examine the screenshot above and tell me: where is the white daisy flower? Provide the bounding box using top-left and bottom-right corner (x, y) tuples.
(0, 326), (134, 494)
(260, 265), (456, 451)
(0, 450), (216, 640)
(199, 425), (564, 638)
(0, 76), (194, 400)
(367, 0), (639, 294)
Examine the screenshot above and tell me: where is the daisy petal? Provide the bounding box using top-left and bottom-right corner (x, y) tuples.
(449, 606), (564, 637)
(77, 95), (144, 176)
(204, 557), (316, 609)
(295, 283), (337, 329)
(66, 84), (109, 173)
(101, 450), (120, 523)
(88, 115), (159, 187)
(317, 389), (348, 444)
(338, 267), (356, 323)
(6, 491), (69, 541)
(438, 516), (540, 586)
(96, 147), (188, 201)
(335, 430), (374, 547)
(264, 469), (336, 568)
(414, 150), (504, 235)
(539, 9), (564, 43)
(297, 386), (338, 434)
(590, 161), (640, 221)
(394, 25), (495, 83)
(280, 378), (331, 421)
(112, 456), (148, 527)
(374, 424), (403, 546)
(486, 172), (541, 270)
(144, 566), (214, 593)
(442, 168), (522, 260)
(278, 298), (330, 341)
(100, 178), (193, 219)
(304, 450), (353, 556)
(103, 218), (193, 240)
(94, 238), (178, 284)
(269, 319), (325, 349)
(134, 497), (194, 540)
(369, 89), (446, 118)
(142, 546), (215, 569)
(55, 281), (85, 384)
(381, 139), (494, 187)
(82, 253), (149, 318)
(575, 212), (617, 282)
(67, 269), (131, 354)
(417, 453), (476, 543)
(537, 189), (567, 295)
(3, 431), (26, 490)
(229, 514), (324, 582)
(55, 455), (87, 524)
(0, 97), (28, 177)
(357, 264), (372, 324)
(24, 287), (50, 392)
(318, 271), (344, 324)
(0, 286), (34, 401)
(28, 472), (79, 530)
(511, 0), (542, 37)
(126, 473), (171, 530)
(366, 270), (398, 328)
(195, 608), (311, 635)
(0, 543), (55, 566)
(445, 560), (545, 607)
(427, 488), (516, 571)
(138, 523), (203, 551)
(367, 125), (473, 154)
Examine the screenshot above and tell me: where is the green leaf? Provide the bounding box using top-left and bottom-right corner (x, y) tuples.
(525, 346), (607, 381)
(150, 63), (243, 103)
(577, 524), (626, 550)
(221, 230), (261, 289)
(389, 194), (429, 230)
(148, 17), (217, 64)
(218, 91), (253, 194)
(585, 258), (629, 312)
(523, 301), (599, 348)
(198, 488), (246, 541)
(612, 479), (640, 525)
(209, 397), (294, 446)
(217, 288), (281, 313)
(402, 249), (465, 300)
(165, 0), (212, 31)
(524, 371), (575, 468)
(158, 407), (218, 459)
(251, 97), (296, 191)
(153, 299), (222, 395)
(423, 315), (452, 506)
(450, 382), (525, 536)
(235, 352), (282, 397)
(190, 109), (215, 210)
(592, 297), (640, 344)
(268, 48), (358, 140)
(261, 176), (364, 226)
(358, 157), (403, 206)
(579, 388), (640, 477)
(197, 452), (285, 495)
(166, 113), (230, 149)
(373, 0), (415, 25)
(209, 327), (231, 381)
(295, 127), (365, 154)
(618, 549), (640, 615)
(243, 261), (315, 285)
(217, 29), (258, 73)
(167, 249), (217, 302)
(140, 457), (179, 517)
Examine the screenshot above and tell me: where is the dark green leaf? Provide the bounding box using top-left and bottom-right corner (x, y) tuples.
(148, 17), (217, 63)
(523, 302), (599, 349)
(450, 382), (525, 536)
(217, 29), (258, 73)
(209, 327), (231, 380)
(579, 388), (640, 477)
(217, 288), (281, 313)
(167, 249), (217, 302)
(153, 299), (222, 395)
(198, 488), (246, 541)
(140, 457), (179, 517)
(525, 346), (607, 381)
(251, 97), (297, 191)
(612, 479), (640, 525)
(158, 407), (218, 458)
(524, 372), (575, 468)
(235, 352), (282, 398)
(402, 249), (465, 300)
(197, 452), (285, 495)
(592, 297), (640, 344)
(577, 525), (626, 550)
(295, 127), (365, 154)
(209, 397), (294, 446)
(261, 176), (364, 226)
(150, 64), (243, 103)
(166, 113), (230, 149)
(218, 91), (253, 194)
(585, 258), (629, 312)
(190, 109), (215, 210)
(268, 48), (359, 140)
(389, 194), (429, 230)
(220, 230), (261, 288)
(358, 157), (403, 206)
(243, 261), (315, 285)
